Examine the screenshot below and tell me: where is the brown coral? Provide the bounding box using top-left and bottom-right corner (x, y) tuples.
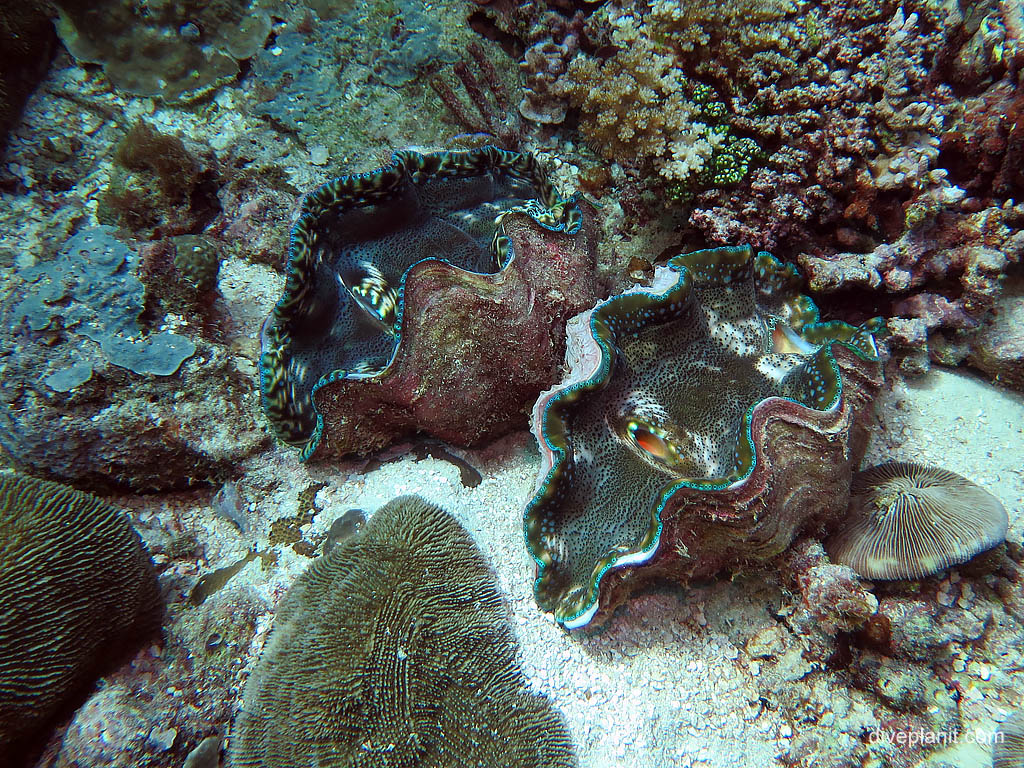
(228, 496), (576, 768)
(0, 474), (163, 765)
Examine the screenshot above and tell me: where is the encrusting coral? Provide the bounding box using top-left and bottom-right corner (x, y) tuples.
(525, 245), (885, 627)
(228, 495), (576, 768)
(555, 4), (760, 193)
(259, 145), (594, 461)
(11, 226), (197, 380)
(51, 0), (274, 103)
(0, 473), (163, 765)
(826, 461), (1009, 580)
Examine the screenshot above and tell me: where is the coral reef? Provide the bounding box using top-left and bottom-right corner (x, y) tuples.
(519, 36), (578, 126)
(52, 0), (273, 102)
(1, 0), (1022, 762)
(137, 235), (223, 316)
(250, 15), (353, 144)
(651, 1), (957, 247)
(799, 205), (1024, 381)
(0, 474), (163, 766)
(228, 496), (576, 768)
(786, 539), (879, 636)
(827, 461), (1009, 579)
(372, 0), (456, 86)
(555, 5), (761, 193)
(0, 227), (267, 492)
(259, 145), (591, 460)
(246, 1), (470, 155)
(969, 275), (1024, 389)
(495, 0), (1024, 390)
(939, 78), (1024, 201)
(525, 245), (885, 627)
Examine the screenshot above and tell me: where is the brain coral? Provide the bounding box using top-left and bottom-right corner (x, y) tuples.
(525, 245), (885, 627)
(259, 145), (591, 460)
(0, 474), (163, 763)
(228, 495), (575, 768)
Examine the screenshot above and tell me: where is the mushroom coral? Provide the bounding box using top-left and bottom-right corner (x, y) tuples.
(826, 461), (1009, 580)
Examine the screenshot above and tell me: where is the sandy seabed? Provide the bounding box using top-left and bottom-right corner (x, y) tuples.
(203, 365), (1021, 768)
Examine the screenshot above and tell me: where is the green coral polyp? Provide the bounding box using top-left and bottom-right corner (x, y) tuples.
(259, 145), (581, 459)
(524, 245), (884, 628)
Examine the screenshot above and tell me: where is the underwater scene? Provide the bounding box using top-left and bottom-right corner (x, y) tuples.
(1, 0), (1024, 766)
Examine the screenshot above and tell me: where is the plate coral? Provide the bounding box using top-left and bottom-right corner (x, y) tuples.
(525, 245), (885, 628)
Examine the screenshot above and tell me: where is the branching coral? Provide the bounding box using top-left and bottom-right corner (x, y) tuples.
(547, 0), (968, 253)
(556, 6), (754, 191)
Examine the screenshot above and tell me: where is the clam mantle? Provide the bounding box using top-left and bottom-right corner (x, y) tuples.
(259, 146), (586, 460)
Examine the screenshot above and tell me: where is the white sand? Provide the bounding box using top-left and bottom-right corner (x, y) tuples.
(222, 365), (1023, 768)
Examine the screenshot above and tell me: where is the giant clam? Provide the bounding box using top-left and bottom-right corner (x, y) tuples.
(524, 245), (885, 628)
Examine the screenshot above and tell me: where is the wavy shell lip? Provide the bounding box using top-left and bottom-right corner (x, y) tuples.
(259, 145), (582, 460)
(524, 245), (885, 628)
(826, 461), (1009, 580)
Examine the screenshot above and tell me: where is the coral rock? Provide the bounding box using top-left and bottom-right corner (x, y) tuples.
(525, 245), (885, 627)
(786, 539), (879, 636)
(1, 228), (267, 492)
